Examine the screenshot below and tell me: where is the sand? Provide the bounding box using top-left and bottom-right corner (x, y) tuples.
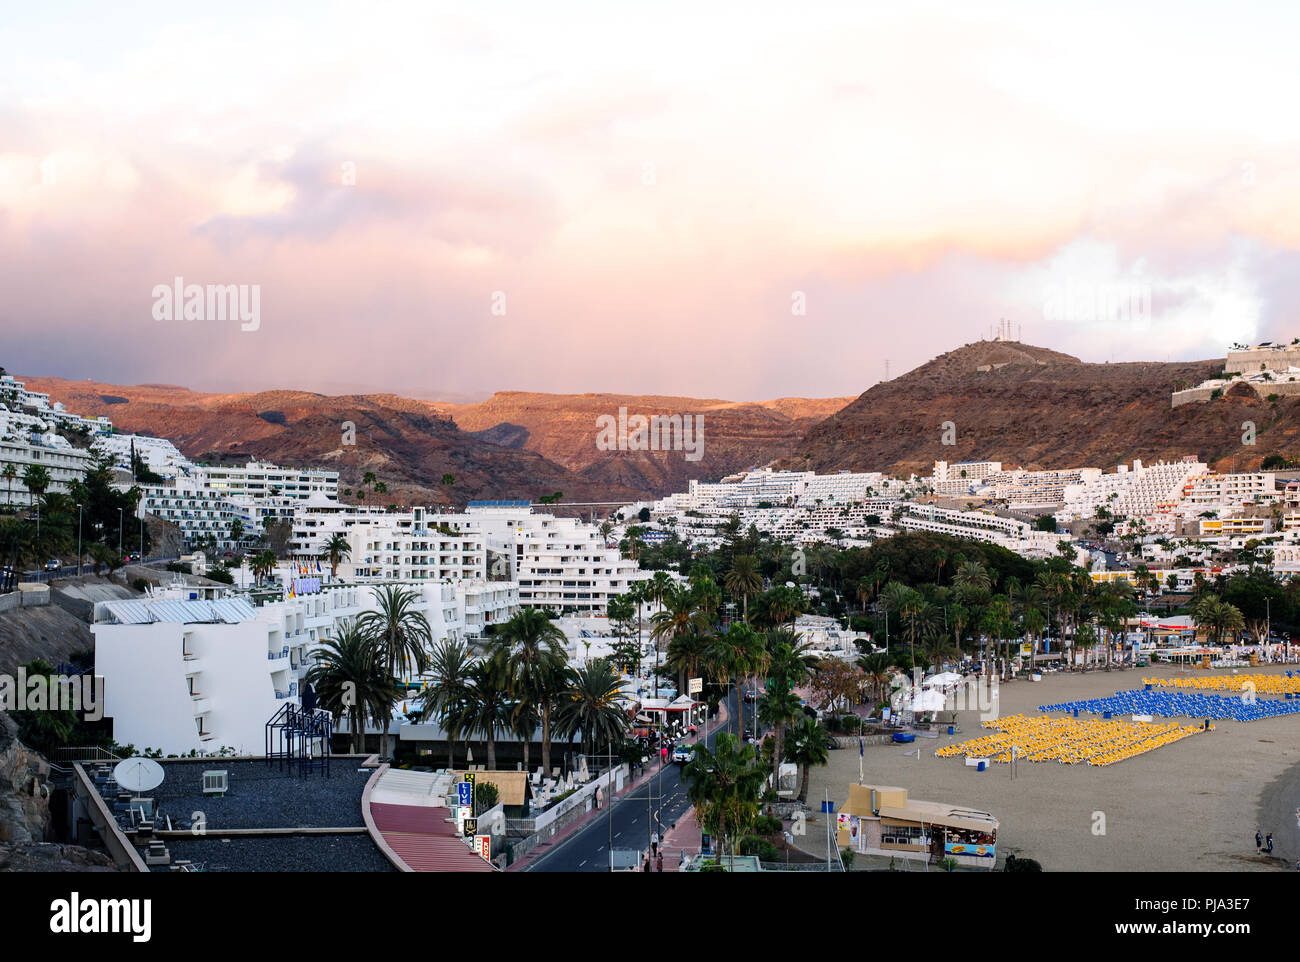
(798, 663), (1300, 871)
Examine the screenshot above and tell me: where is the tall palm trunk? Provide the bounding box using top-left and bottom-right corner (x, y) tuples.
(486, 727), (496, 770)
(798, 764), (811, 804)
(447, 733), (456, 771)
(541, 702), (552, 776)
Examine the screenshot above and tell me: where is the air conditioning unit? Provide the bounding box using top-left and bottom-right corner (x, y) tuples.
(201, 770), (228, 796)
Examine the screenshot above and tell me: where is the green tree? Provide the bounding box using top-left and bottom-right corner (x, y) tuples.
(306, 620), (400, 754)
(684, 732), (768, 867)
(490, 608), (569, 776)
(418, 637), (475, 770)
(555, 658), (628, 759)
(322, 533), (351, 578)
(355, 585), (433, 759)
(784, 715), (832, 804)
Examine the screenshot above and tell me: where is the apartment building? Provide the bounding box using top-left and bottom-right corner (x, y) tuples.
(1180, 471), (1278, 512)
(898, 503), (1067, 559)
(1057, 458), (1207, 522)
(0, 428), (97, 507)
(92, 579), (505, 755)
(93, 433), (193, 480)
(197, 460), (339, 501)
(932, 460), (1003, 497)
(0, 374), (114, 436)
(978, 467), (1102, 509)
(460, 505), (651, 614)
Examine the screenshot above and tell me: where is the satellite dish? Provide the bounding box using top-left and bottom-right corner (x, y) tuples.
(113, 757), (165, 794)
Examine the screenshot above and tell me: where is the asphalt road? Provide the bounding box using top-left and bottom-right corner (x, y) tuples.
(527, 691), (755, 872)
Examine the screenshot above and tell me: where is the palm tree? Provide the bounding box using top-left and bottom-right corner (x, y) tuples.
(857, 652), (894, 707)
(952, 560), (992, 601)
(725, 554), (763, 622)
(555, 658), (627, 759)
(757, 686), (803, 794)
(665, 630), (711, 696)
(2, 463), (15, 509)
(418, 637), (474, 769)
(460, 651), (512, 769)
(684, 732), (767, 866)
(355, 585), (433, 759)
(361, 471), (377, 506)
(306, 620), (399, 754)
(21, 463), (50, 509)
(250, 549), (278, 586)
(322, 533), (351, 578)
(709, 621), (768, 737)
(783, 715), (831, 804)
(490, 608), (569, 777)
(441, 473), (455, 487)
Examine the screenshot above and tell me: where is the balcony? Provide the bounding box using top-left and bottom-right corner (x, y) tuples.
(191, 697), (213, 716)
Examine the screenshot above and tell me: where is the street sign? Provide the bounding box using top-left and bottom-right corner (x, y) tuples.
(456, 781), (472, 807)
(688, 677), (702, 695)
(474, 835), (490, 860)
(463, 817), (478, 837)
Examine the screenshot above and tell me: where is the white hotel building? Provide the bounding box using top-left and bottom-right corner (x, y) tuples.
(92, 579), (515, 756)
(898, 504), (1069, 558)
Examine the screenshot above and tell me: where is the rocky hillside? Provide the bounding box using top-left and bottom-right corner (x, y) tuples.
(22, 378), (649, 506)
(787, 340), (1300, 476)
(433, 391), (852, 494)
(24, 378), (850, 502)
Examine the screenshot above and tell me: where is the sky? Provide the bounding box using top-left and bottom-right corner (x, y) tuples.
(3, 1), (1300, 400)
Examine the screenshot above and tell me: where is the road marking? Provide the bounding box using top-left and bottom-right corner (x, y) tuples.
(579, 859), (587, 867)
(615, 832), (622, 838)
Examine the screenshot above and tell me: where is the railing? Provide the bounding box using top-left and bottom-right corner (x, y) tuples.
(50, 746), (123, 763)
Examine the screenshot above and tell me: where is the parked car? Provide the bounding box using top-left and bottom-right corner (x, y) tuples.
(672, 744), (694, 764)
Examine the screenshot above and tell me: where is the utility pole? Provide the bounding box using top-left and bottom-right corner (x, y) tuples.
(76, 504), (83, 578)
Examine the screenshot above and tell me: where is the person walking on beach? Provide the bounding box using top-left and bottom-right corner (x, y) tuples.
(1266, 833), (1274, 854)
(1256, 830), (1263, 854)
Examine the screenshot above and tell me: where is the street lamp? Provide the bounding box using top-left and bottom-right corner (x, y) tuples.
(76, 503), (83, 578)
(118, 506), (123, 560)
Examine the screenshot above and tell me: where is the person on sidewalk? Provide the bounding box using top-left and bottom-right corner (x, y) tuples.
(651, 831), (659, 857)
(656, 853), (663, 872)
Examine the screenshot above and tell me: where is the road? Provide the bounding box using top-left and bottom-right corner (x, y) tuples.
(527, 691), (756, 872)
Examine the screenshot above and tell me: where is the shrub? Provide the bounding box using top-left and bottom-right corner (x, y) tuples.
(841, 847), (855, 870)
(752, 815), (782, 836)
(739, 836), (779, 861)
(840, 714), (862, 733)
(475, 782), (500, 810)
(130, 578), (149, 593)
(1210, 388), (1223, 399)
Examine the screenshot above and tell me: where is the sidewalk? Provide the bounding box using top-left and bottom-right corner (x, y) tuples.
(508, 700), (729, 872)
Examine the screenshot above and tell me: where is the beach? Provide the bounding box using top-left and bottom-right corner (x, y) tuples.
(798, 663), (1300, 871)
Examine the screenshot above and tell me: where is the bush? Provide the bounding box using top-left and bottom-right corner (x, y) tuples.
(841, 847), (855, 870)
(840, 715), (862, 733)
(474, 782), (500, 810)
(752, 815), (782, 836)
(739, 836), (779, 861)
(130, 578), (149, 593)
(1004, 855), (1042, 872)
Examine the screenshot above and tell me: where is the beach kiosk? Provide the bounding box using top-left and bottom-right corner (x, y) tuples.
(836, 783), (998, 869)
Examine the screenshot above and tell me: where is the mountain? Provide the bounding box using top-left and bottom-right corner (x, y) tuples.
(431, 391), (852, 494)
(787, 340), (1300, 476)
(21, 378), (850, 505)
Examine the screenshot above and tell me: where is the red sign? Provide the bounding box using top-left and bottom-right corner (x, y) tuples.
(475, 835), (490, 861)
